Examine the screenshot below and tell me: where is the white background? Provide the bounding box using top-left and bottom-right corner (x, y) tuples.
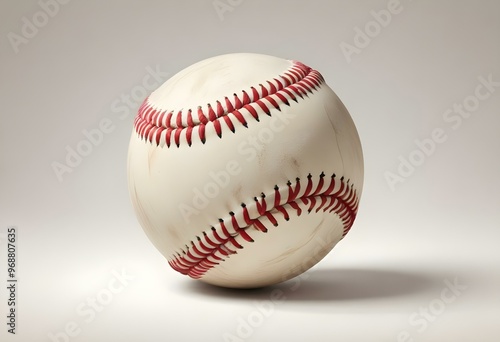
(1, 0), (499, 341)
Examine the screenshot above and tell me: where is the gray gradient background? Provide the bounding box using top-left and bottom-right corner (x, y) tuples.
(1, 0), (499, 341)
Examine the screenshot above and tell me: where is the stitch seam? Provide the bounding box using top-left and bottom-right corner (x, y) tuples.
(168, 173), (359, 279)
(133, 61), (324, 147)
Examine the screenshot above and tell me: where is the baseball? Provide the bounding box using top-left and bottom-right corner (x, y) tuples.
(127, 53), (363, 289)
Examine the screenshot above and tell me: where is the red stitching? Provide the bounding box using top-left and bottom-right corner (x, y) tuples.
(168, 173), (360, 279)
(133, 61), (325, 147)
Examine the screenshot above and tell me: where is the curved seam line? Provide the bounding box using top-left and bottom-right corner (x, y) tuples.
(168, 174), (359, 279)
(133, 61), (325, 146)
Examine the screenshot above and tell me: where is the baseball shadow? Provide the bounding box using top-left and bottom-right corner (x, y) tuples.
(180, 267), (442, 302)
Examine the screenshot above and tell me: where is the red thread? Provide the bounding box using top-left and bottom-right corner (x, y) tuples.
(197, 107), (208, 125)
(274, 78), (284, 90)
(213, 120), (222, 138)
(260, 84), (269, 97)
(242, 91), (251, 105)
(133, 61), (324, 146)
(207, 105), (217, 121)
(252, 219), (268, 233)
(168, 173), (360, 279)
(251, 86), (259, 101)
(237, 228), (253, 242)
(281, 88), (297, 103)
(225, 97), (234, 113)
(232, 110), (247, 127)
(223, 115), (235, 133)
(265, 96), (281, 111)
(174, 128), (182, 147)
(165, 112), (173, 127)
(267, 80), (277, 94)
(243, 104), (259, 121)
(216, 101), (224, 117)
(175, 110), (183, 127)
(255, 100), (270, 115)
(234, 93), (242, 109)
(273, 185), (281, 208)
(198, 125), (206, 144)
